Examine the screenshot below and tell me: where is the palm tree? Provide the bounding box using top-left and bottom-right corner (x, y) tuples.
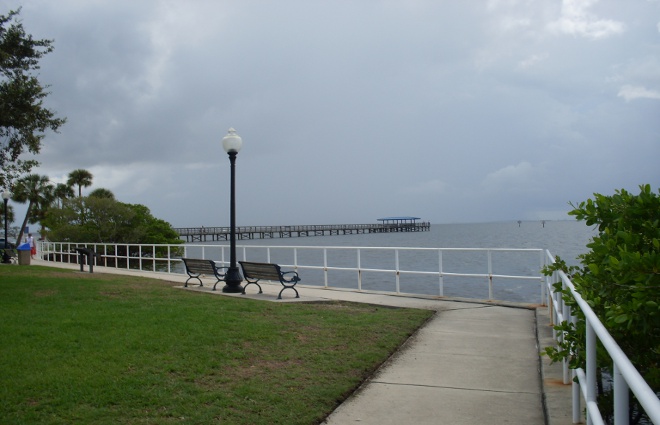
(12, 174), (54, 244)
(88, 188), (115, 200)
(53, 183), (75, 208)
(67, 169), (93, 197)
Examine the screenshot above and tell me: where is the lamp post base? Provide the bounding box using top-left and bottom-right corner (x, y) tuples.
(222, 267), (244, 293)
(1, 252), (11, 264)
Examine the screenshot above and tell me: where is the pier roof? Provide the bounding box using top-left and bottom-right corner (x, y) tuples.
(377, 216), (421, 221)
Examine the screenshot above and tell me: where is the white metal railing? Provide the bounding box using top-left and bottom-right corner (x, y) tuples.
(545, 250), (660, 425)
(38, 242), (184, 273)
(38, 241), (545, 302)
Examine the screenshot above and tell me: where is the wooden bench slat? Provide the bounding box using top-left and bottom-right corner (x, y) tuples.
(181, 258), (228, 289)
(239, 261), (300, 299)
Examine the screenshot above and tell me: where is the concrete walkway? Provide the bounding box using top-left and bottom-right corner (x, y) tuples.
(324, 304), (545, 424)
(28, 259), (576, 424)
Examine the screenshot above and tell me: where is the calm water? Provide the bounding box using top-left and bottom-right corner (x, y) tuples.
(186, 220), (596, 303)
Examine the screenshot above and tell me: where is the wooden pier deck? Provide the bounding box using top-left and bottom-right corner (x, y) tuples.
(174, 222), (431, 242)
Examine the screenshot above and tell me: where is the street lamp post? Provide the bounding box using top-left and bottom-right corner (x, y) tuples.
(2, 191), (11, 264)
(221, 128), (244, 293)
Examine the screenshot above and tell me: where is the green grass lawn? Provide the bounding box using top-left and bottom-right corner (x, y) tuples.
(0, 265), (433, 424)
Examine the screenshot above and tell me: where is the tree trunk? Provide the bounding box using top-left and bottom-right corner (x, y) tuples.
(16, 201), (33, 246)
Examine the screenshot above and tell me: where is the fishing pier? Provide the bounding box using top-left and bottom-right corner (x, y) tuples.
(174, 217), (430, 242)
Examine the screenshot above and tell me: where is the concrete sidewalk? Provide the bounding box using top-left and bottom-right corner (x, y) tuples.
(324, 304), (544, 424)
(28, 259), (575, 424)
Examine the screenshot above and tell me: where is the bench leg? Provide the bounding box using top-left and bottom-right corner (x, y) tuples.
(242, 281), (263, 295)
(185, 276), (203, 288)
(278, 285), (300, 300)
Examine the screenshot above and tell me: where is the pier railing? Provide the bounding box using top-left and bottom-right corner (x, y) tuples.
(545, 251), (660, 425)
(174, 222), (431, 242)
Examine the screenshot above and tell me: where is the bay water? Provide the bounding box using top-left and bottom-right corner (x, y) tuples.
(187, 220), (596, 303)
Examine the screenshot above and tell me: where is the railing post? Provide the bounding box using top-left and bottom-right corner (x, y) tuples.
(540, 250), (546, 305)
(357, 249), (362, 291)
(572, 369), (581, 423)
(438, 249), (444, 297)
(487, 250), (493, 300)
(586, 321), (597, 425)
(567, 310), (578, 387)
(614, 363), (629, 425)
(395, 249), (400, 294)
(561, 327), (569, 385)
(559, 274), (574, 386)
(323, 248), (328, 288)
(563, 296), (571, 385)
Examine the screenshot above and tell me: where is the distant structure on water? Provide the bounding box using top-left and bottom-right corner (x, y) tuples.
(174, 217), (430, 242)
(518, 220), (547, 227)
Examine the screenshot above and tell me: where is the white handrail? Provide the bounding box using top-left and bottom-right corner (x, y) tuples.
(545, 251), (660, 425)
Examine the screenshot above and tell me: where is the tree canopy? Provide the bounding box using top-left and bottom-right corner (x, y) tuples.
(88, 187), (114, 200)
(0, 9), (65, 190)
(43, 196), (182, 245)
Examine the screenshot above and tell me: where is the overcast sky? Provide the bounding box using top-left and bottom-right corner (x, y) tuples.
(4, 0), (660, 227)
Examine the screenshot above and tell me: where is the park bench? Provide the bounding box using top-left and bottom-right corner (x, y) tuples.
(181, 258), (228, 288)
(239, 261), (301, 299)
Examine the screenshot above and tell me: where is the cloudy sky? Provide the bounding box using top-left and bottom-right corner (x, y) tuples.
(4, 0), (660, 227)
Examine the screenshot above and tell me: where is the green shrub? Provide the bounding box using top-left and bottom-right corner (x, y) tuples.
(544, 184), (659, 424)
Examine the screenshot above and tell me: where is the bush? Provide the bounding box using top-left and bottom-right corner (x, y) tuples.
(544, 184), (659, 424)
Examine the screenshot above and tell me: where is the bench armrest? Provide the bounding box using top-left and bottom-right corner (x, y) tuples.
(280, 270), (300, 283)
(211, 263), (229, 273)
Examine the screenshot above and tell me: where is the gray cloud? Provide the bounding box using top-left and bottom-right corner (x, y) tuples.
(4, 0), (660, 228)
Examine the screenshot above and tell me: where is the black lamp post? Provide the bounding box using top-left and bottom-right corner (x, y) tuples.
(2, 190), (11, 264)
(221, 128), (244, 293)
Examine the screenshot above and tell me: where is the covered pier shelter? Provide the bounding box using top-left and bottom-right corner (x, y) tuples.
(375, 216), (429, 232)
